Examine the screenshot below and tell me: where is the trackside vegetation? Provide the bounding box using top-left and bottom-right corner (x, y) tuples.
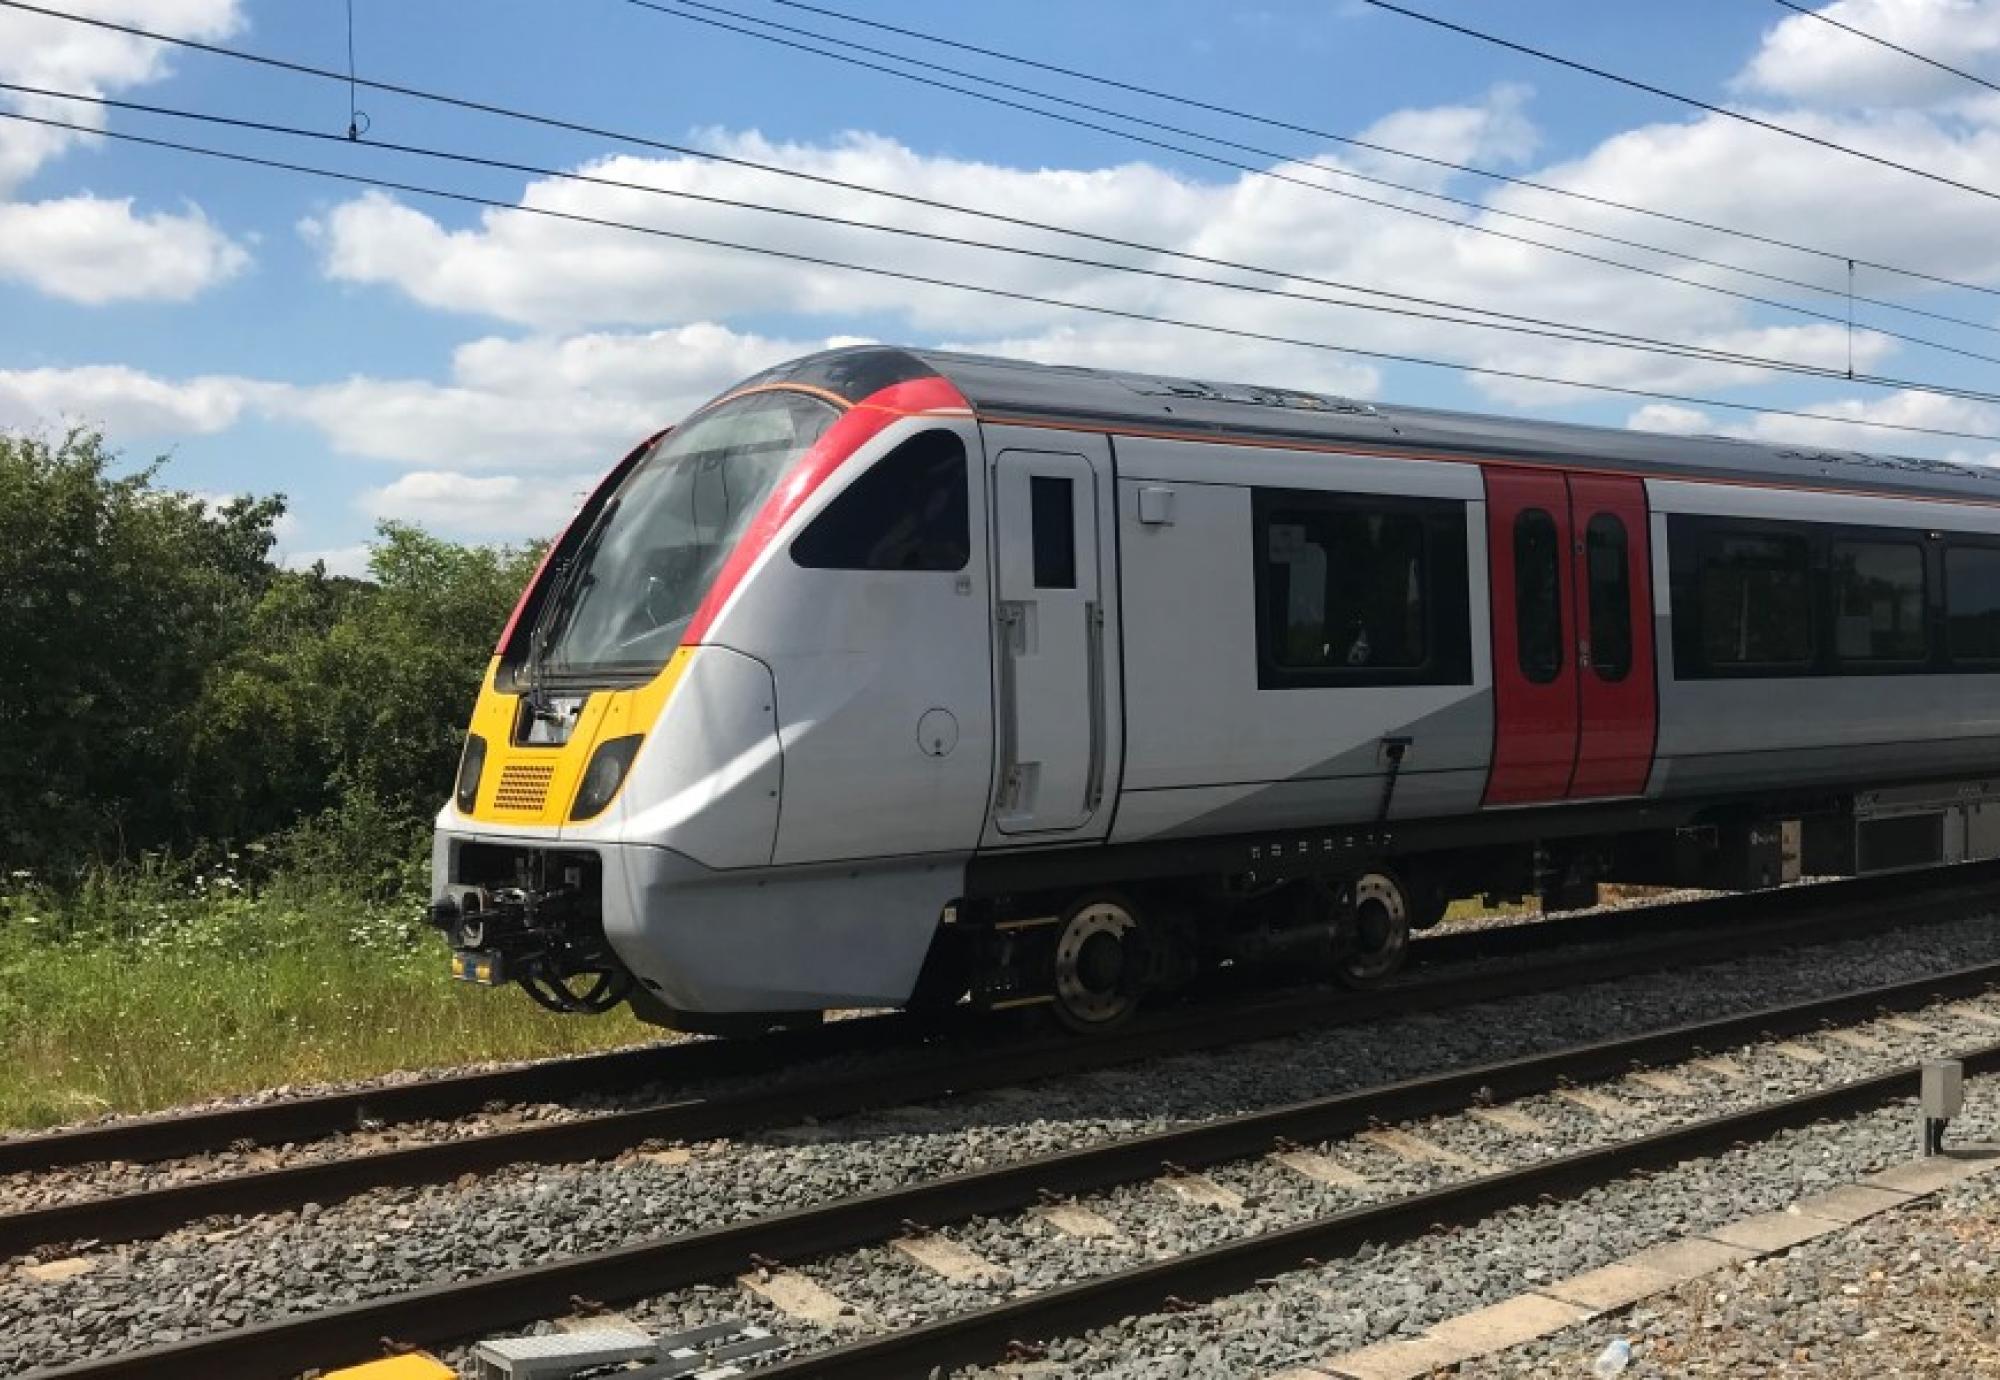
(0, 431), (651, 1130)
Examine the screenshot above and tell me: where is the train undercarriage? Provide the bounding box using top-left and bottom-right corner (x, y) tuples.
(430, 770), (2000, 1036)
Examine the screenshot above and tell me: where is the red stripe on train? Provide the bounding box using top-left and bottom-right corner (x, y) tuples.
(681, 375), (970, 645)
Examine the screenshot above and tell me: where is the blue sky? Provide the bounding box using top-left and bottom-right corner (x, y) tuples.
(5, 0), (2000, 572)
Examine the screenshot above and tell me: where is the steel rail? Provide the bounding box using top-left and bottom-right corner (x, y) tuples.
(2, 863), (1984, 1177)
(20, 952), (2000, 1380)
(3, 872), (1988, 1257)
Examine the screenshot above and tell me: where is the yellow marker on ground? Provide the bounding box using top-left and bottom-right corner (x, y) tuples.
(321, 1356), (456, 1380)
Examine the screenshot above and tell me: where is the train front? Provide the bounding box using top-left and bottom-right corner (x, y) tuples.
(426, 352), (965, 1030)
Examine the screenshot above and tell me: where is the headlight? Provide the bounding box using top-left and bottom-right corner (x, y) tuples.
(454, 733), (487, 813)
(570, 735), (643, 820)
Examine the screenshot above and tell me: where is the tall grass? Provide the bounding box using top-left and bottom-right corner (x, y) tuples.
(0, 827), (656, 1131)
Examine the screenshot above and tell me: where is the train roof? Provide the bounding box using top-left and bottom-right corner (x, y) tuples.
(733, 344), (2000, 504)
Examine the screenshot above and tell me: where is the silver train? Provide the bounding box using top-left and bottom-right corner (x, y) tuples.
(429, 346), (2000, 1032)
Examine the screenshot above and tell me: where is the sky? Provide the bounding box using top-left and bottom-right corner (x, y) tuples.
(7, 0), (2000, 575)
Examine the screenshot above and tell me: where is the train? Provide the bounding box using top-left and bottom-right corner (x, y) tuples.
(427, 344), (2000, 1033)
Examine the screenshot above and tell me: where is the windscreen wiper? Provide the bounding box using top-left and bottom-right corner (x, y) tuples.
(524, 497), (619, 704)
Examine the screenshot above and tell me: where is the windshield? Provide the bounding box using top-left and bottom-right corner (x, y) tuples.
(535, 390), (839, 679)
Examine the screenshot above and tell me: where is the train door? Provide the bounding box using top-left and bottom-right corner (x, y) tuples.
(1566, 475), (1656, 797)
(990, 445), (1116, 836)
(1483, 468), (1656, 805)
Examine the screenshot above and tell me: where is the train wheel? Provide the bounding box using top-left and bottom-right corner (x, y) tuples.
(1051, 894), (1145, 1033)
(1334, 870), (1411, 988)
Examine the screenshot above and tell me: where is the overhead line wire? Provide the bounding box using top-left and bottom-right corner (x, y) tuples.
(760, 0), (2000, 301)
(12, 0), (2000, 368)
(1364, 0), (2000, 207)
(9, 106), (2000, 448)
(616, 0), (2000, 353)
(28, 78), (2000, 388)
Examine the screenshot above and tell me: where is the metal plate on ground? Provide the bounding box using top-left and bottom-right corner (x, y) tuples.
(473, 1327), (654, 1379)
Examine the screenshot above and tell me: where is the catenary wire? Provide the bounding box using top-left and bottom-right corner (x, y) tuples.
(623, 0), (2000, 346)
(13, 0), (2000, 370)
(1770, 0), (2000, 99)
(1365, 0), (2000, 206)
(9, 106), (2000, 447)
(27, 79), (2000, 392)
(764, 0), (2000, 299)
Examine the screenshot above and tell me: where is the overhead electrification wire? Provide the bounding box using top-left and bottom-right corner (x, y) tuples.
(623, 0), (2000, 346)
(1364, 0), (2000, 207)
(30, 80), (2000, 393)
(13, 0), (1999, 370)
(1770, 0), (2000, 100)
(759, 0), (2000, 302)
(10, 106), (2000, 449)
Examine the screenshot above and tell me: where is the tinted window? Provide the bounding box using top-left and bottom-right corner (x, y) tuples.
(1699, 532), (1812, 667)
(1831, 540), (1925, 662)
(1585, 513), (1632, 683)
(1948, 546), (2000, 662)
(1265, 506), (1428, 670)
(792, 431), (969, 571)
(1514, 508), (1564, 685)
(1030, 475), (1077, 589)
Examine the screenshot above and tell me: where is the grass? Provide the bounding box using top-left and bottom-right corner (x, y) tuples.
(0, 858), (657, 1132)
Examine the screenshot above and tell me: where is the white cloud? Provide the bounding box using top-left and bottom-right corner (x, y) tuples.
(0, 363), (246, 433)
(0, 196), (248, 303)
(0, 0), (242, 192)
(1738, 0), (2000, 108)
(176, 488), (300, 541)
(1351, 83), (1539, 186)
(1627, 403), (1716, 435)
(0, 2), (251, 302)
(259, 323), (839, 468)
(280, 543), (371, 579)
(361, 471), (584, 540)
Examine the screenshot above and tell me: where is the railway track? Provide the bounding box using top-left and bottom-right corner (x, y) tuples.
(0, 866), (1969, 1181)
(16, 931), (2000, 1378)
(4, 867), (1993, 1258)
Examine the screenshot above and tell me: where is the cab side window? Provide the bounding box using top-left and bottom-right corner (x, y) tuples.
(791, 431), (970, 571)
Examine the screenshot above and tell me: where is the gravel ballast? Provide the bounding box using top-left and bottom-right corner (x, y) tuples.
(962, 1078), (2000, 1380)
(4, 911), (2000, 1375)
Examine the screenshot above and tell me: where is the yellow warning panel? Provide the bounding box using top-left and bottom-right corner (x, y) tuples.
(321, 1356), (456, 1380)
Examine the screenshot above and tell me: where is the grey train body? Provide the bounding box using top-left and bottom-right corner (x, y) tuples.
(431, 345), (2000, 1031)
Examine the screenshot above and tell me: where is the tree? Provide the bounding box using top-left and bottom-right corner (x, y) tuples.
(0, 431), (544, 877)
(0, 431), (283, 870)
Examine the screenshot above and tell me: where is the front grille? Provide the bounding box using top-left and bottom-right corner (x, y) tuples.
(491, 762), (556, 814)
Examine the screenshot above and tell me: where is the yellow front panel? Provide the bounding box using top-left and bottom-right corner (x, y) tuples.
(461, 647), (695, 827)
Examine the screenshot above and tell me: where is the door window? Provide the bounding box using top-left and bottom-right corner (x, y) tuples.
(1029, 475), (1077, 589)
(1584, 513), (1633, 682)
(1514, 508), (1564, 684)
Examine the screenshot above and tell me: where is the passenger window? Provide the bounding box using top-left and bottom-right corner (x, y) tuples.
(1831, 540), (1925, 663)
(1030, 475), (1077, 589)
(790, 431), (969, 571)
(1514, 508), (1563, 685)
(1698, 532), (1812, 667)
(1264, 506), (1429, 670)
(1585, 514), (1632, 683)
(1947, 546), (2000, 662)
